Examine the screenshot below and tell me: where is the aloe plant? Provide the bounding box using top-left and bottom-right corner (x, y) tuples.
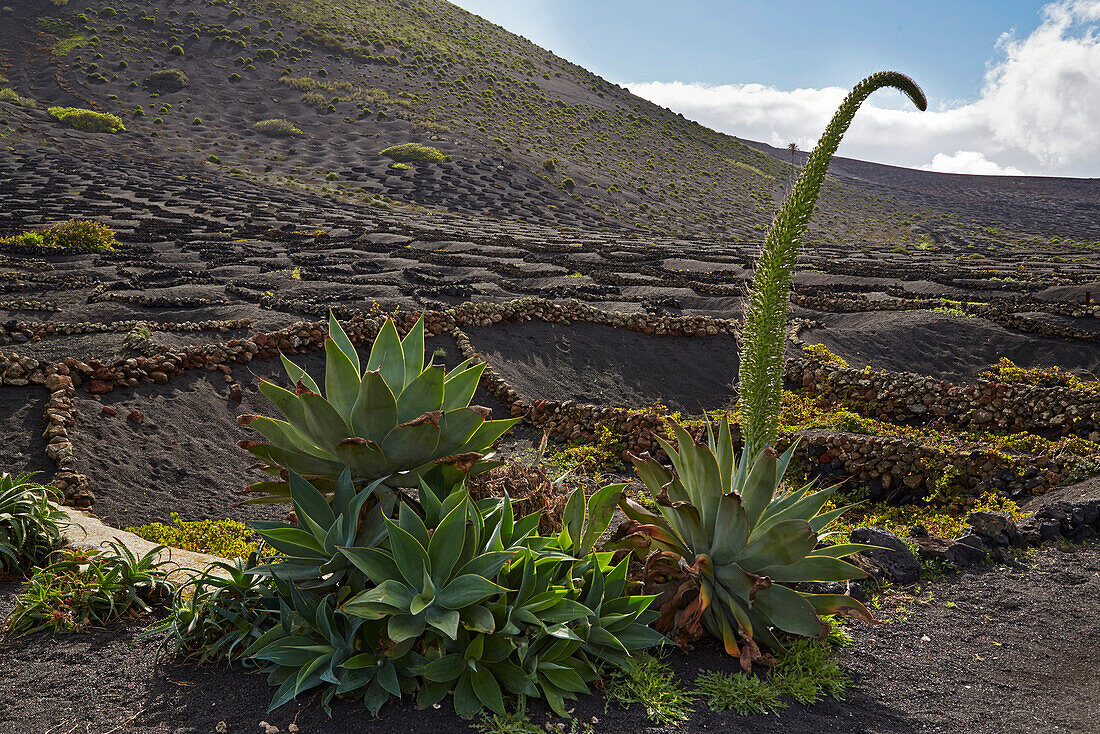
(0, 472), (65, 573)
(241, 312), (517, 501)
(738, 71), (927, 460)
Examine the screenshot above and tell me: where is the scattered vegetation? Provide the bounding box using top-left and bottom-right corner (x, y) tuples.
(143, 69), (189, 93)
(380, 142), (450, 163)
(980, 357), (1098, 390)
(48, 106), (125, 133)
(252, 118), (303, 137)
(7, 542), (173, 634)
(125, 513), (259, 558)
(0, 473), (65, 576)
(604, 655), (693, 725)
(0, 88), (37, 108)
(1, 219), (118, 251)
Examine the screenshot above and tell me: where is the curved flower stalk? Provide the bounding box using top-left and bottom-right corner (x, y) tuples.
(738, 72), (927, 460)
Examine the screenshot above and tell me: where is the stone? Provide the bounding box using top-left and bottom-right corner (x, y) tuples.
(850, 526), (922, 585)
(128, 410), (144, 424)
(101, 405), (117, 416)
(88, 379), (114, 395)
(966, 510), (1019, 547)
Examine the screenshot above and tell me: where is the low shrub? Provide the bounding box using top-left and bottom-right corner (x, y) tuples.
(1, 219), (117, 251)
(802, 342), (849, 368)
(0, 88), (37, 108)
(143, 69), (189, 93)
(380, 142), (449, 163)
(252, 118), (302, 137)
(0, 473), (65, 576)
(125, 513), (258, 558)
(7, 542), (174, 634)
(168, 44), (184, 56)
(980, 357), (1097, 390)
(47, 106), (125, 133)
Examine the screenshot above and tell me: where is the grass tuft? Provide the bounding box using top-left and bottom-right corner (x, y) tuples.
(695, 670), (788, 715)
(380, 142), (450, 163)
(603, 655), (694, 725)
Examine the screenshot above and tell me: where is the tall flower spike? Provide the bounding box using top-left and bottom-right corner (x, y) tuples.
(738, 71), (927, 460)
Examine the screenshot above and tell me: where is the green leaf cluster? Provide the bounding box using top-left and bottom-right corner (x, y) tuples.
(7, 541), (174, 634)
(612, 417), (874, 655)
(242, 313), (517, 501)
(0, 473), (65, 574)
(242, 470), (662, 717)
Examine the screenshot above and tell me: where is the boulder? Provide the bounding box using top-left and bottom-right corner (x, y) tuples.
(850, 526), (922, 585)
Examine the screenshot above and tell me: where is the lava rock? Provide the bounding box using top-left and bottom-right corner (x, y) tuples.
(850, 526), (922, 585)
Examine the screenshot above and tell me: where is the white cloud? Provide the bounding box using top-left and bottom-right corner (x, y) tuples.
(627, 0), (1100, 177)
(918, 151), (1025, 176)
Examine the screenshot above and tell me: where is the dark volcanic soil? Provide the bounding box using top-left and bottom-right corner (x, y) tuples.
(0, 541), (1096, 734)
(466, 320), (742, 412)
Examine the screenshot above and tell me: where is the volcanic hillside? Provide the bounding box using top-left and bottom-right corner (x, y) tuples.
(1, 0), (1098, 248)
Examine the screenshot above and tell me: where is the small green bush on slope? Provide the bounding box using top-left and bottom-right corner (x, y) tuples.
(48, 106), (124, 133)
(253, 118), (302, 137)
(381, 142), (450, 163)
(2, 219), (117, 251)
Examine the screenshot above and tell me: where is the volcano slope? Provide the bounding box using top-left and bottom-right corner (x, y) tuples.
(0, 0), (1098, 732)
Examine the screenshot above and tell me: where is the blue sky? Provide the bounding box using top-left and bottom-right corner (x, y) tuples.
(450, 1), (1100, 177)
(452, 1), (1042, 103)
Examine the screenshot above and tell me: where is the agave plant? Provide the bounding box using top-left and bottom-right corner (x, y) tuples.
(241, 312), (517, 501)
(250, 469), (390, 590)
(0, 472), (66, 573)
(611, 417), (875, 664)
(245, 472), (660, 717)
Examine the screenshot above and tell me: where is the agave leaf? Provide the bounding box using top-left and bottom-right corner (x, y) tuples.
(709, 492), (750, 565)
(471, 667), (505, 714)
(381, 421), (440, 468)
(324, 338), (361, 422)
(339, 546), (401, 585)
(333, 438), (390, 481)
(327, 311), (360, 374)
(259, 380), (307, 425)
(809, 502), (856, 534)
(396, 365), (445, 424)
(401, 314), (426, 388)
(255, 527), (326, 558)
(619, 495), (666, 525)
(755, 484), (839, 538)
(751, 583), (822, 637)
(758, 555), (867, 583)
(249, 417), (326, 459)
(280, 353), (320, 394)
(801, 592), (876, 624)
(398, 500), (432, 547)
(740, 449), (779, 530)
(810, 542), (879, 558)
(437, 574), (508, 609)
(629, 454), (674, 498)
(427, 497), (468, 584)
(246, 443), (343, 477)
(715, 418), (735, 495)
(419, 652), (466, 683)
(456, 418), (518, 454)
(300, 392), (351, 450)
(288, 471), (336, 531)
(366, 319), (406, 395)
(442, 362), (486, 411)
(383, 517), (430, 588)
(737, 518), (817, 570)
(344, 580), (414, 615)
(350, 370), (398, 444)
(389, 613), (427, 643)
(425, 606), (461, 639)
(580, 483), (625, 557)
